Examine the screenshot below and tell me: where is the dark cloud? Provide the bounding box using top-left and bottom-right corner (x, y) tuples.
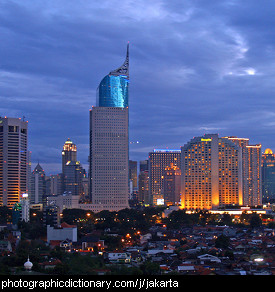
(0, 0), (275, 174)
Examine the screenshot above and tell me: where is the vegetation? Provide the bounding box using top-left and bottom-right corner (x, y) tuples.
(0, 205), (274, 275)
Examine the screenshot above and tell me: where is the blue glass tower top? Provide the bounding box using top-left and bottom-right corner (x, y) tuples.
(96, 44), (129, 108)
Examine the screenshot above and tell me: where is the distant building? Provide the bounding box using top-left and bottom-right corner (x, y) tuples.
(12, 193), (30, 224)
(62, 138), (77, 174)
(0, 117), (28, 208)
(129, 160), (137, 189)
(138, 170), (149, 204)
(29, 163), (46, 204)
(163, 163), (181, 206)
(61, 138), (85, 197)
(140, 160), (149, 172)
(45, 174), (63, 197)
(47, 222), (77, 243)
(181, 134), (242, 210)
(63, 161), (85, 197)
(149, 149), (181, 205)
(43, 205), (60, 227)
(46, 193), (80, 212)
(262, 148), (275, 203)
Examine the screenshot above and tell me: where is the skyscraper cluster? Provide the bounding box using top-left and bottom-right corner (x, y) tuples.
(0, 45), (275, 215)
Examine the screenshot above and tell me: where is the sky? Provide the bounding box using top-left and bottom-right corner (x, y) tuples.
(1, 0), (275, 175)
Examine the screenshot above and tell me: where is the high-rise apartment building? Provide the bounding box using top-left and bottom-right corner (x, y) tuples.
(226, 137), (262, 206)
(181, 134), (243, 210)
(262, 148), (275, 203)
(89, 44), (129, 211)
(149, 149), (181, 205)
(0, 117), (28, 208)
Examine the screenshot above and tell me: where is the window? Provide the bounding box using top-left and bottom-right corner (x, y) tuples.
(9, 126), (18, 133)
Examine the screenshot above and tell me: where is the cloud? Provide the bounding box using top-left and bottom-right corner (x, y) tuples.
(1, 0), (275, 173)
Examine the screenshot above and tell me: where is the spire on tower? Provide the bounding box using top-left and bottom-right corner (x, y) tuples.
(109, 43), (129, 78)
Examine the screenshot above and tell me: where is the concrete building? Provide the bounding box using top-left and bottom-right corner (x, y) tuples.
(0, 117), (28, 208)
(163, 163), (181, 206)
(262, 148), (275, 203)
(181, 134), (243, 210)
(89, 44), (130, 211)
(47, 222), (77, 243)
(62, 138), (77, 174)
(149, 149), (181, 205)
(138, 170), (149, 204)
(46, 193), (80, 212)
(29, 163), (46, 204)
(226, 137), (262, 206)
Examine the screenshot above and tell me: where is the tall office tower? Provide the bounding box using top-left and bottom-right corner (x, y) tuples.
(181, 134), (243, 210)
(61, 138), (84, 196)
(45, 174), (63, 196)
(89, 44), (129, 211)
(63, 161), (85, 196)
(163, 163), (181, 206)
(262, 148), (275, 203)
(149, 149), (181, 205)
(0, 117), (28, 208)
(62, 138), (77, 173)
(29, 163), (46, 204)
(226, 137), (262, 206)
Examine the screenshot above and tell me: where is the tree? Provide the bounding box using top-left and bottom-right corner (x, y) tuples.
(0, 206), (12, 223)
(249, 213), (262, 228)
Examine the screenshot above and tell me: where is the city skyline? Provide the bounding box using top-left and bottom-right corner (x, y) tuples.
(1, 0), (275, 175)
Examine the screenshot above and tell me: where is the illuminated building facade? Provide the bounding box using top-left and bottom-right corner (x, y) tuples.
(163, 163), (181, 206)
(62, 138), (77, 173)
(89, 44), (129, 211)
(0, 117), (28, 208)
(226, 137), (262, 206)
(62, 138), (85, 197)
(262, 148), (275, 203)
(181, 134), (242, 210)
(149, 149), (181, 205)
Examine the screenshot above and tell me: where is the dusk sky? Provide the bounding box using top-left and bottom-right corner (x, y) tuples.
(1, 0), (275, 175)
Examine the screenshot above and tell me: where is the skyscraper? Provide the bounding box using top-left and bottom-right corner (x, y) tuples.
(149, 149), (181, 205)
(62, 138), (85, 197)
(262, 148), (275, 203)
(181, 134), (243, 210)
(29, 163), (46, 204)
(225, 137), (262, 206)
(0, 117), (28, 208)
(89, 44), (129, 211)
(62, 138), (77, 173)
